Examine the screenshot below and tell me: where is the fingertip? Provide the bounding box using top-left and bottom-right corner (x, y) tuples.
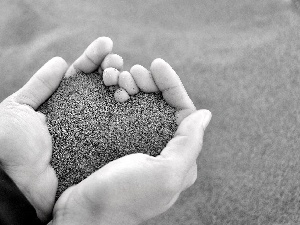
(150, 58), (173, 80)
(94, 36), (113, 53)
(85, 36), (113, 62)
(130, 64), (142, 73)
(150, 58), (167, 69)
(114, 88), (130, 102)
(101, 36), (113, 49)
(150, 58), (195, 111)
(38, 56), (68, 83)
(48, 57), (68, 75)
(65, 65), (77, 78)
(198, 110), (212, 130)
(51, 56), (68, 68)
(130, 64), (159, 93)
(101, 54), (124, 71)
(73, 36), (113, 73)
(173, 109), (211, 147)
(13, 57), (68, 109)
(184, 109), (212, 131)
(119, 71), (139, 95)
(103, 68), (120, 86)
(150, 58), (176, 92)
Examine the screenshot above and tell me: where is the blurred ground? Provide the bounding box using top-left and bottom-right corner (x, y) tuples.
(1, 0), (300, 224)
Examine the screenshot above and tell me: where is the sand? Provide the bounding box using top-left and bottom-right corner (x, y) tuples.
(38, 71), (177, 198)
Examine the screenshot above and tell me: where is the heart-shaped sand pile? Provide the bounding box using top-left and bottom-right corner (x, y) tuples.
(38, 71), (178, 198)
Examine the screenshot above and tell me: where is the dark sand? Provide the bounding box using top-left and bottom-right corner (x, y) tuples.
(38, 71), (177, 198)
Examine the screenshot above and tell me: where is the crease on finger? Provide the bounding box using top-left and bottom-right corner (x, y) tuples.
(83, 50), (99, 67)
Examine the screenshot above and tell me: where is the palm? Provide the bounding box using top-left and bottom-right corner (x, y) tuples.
(0, 99), (57, 221)
(53, 107), (211, 225)
(0, 37), (118, 223)
(56, 153), (178, 225)
(0, 56), (70, 222)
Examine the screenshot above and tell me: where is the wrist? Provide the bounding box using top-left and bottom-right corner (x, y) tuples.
(52, 207), (140, 225)
(52, 186), (141, 225)
(0, 166), (44, 225)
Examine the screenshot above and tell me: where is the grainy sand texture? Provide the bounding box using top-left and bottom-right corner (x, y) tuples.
(38, 71), (177, 198)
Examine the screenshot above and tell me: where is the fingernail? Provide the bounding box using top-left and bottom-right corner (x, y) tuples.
(200, 110), (212, 130)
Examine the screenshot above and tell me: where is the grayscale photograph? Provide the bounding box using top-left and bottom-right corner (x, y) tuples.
(0, 0), (299, 224)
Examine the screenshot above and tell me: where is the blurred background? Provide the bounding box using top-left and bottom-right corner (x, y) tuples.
(1, 0), (300, 224)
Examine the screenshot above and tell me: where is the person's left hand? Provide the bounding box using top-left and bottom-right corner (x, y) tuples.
(0, 36), (119, 222)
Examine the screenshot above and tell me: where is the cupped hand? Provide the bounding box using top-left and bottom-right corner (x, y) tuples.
(0, 37), (117, 222)
(0, 57), (68, 221)
(51, 59), (212, 225)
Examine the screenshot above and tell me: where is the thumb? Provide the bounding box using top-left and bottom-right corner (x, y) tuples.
(159, 110), (212, 167)
(12, 57), (68, 110)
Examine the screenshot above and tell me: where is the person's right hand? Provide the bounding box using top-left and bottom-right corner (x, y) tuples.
(0, 36), (120, 222)
(51, 59), (212, 225)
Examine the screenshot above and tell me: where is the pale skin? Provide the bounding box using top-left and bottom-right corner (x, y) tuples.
(0, 37), (211, 224)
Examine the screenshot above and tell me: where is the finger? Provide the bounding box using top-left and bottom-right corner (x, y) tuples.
(130, 65), (159, 93)
(114, 87), (130, 102)
(118, 71), (139, 95)
(159, 110), (212, 171)
(65, 37), (113, 77)
(13, 57), (68, 110)
(175, 108), (197, 125)
(150, 58), (195, 111)
(103, 68), (120, 86)
(101, 54), (123, 71)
